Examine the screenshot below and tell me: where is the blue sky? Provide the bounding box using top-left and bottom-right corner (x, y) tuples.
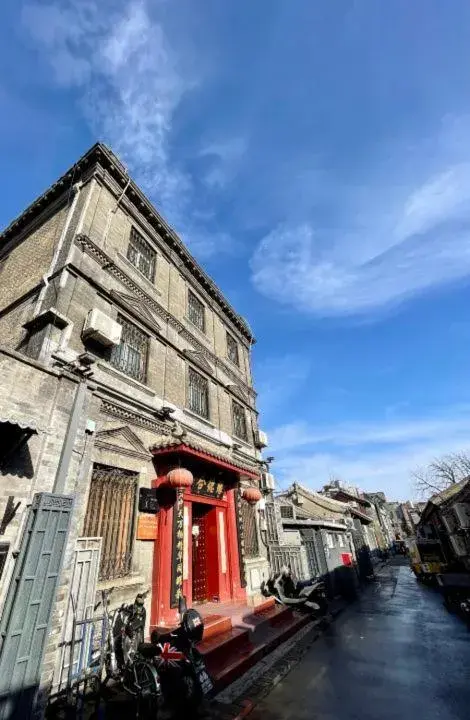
(3, 1), (470, 500)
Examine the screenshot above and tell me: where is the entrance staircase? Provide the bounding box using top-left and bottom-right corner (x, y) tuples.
(196, 598), (313, 691)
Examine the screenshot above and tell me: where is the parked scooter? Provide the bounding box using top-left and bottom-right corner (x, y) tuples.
(261, 567), (329, 616)
(139, 595), (213, 714)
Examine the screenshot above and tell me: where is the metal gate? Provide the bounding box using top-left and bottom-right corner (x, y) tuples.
(55, 537), (101, 691)
(0, 493), (74, 720)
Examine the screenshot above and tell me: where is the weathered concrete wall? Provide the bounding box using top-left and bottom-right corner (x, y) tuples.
(0, 347), (99, 712)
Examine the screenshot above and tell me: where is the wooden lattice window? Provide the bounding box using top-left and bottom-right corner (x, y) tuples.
(188, 367), (209, 419)
(241, 502), (259, 558)
(280, 505), (294, 519)
(83, 464), (138, 581)
(110, 315), (148, 382)
(127, 227), (156, 281)
(188, 290), (205, 332)
(226, 332), (239, 366)
(232, 401), (248, 441)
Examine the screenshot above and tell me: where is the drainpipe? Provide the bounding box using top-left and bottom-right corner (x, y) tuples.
(52, 375), (89, 495)
(34, 182), (83, 317)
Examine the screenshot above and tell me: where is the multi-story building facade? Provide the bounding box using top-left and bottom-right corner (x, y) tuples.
(0, 143), (269, 694)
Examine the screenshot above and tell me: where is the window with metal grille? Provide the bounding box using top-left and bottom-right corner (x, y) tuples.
(126, 227), (156, 281)
(226, 332), (239, 366)
(110, 315), (148, 382)
(83, 464), (138, 581)
(232, 401), (248, 441)
(188, 367), (209, 418)
(280, 505), (294, 519)
(188, 290), (205, 332)
(241, 502), (259, 558)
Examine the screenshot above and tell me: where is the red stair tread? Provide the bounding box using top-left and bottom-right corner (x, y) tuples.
(206, 612), (313, 691)
(197, 626), (250, 655)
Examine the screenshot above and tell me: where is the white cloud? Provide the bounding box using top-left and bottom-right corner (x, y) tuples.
(254, 353), (312, 417)
(268, 408), (470, 500)
(22, 0), (230, 258)
(251, 148), (470, 317)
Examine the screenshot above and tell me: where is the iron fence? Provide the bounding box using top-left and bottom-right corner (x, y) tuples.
(269, 545), (303, 579)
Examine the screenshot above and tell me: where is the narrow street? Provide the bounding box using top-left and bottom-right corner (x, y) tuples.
(249, 562), (470, 720)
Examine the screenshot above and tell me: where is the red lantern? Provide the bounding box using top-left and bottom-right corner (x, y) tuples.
(242, 487), (262, 504)
(166, 467), (193, 489)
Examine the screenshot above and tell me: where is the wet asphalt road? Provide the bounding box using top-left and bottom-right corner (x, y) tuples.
(250, 562), (470, 720)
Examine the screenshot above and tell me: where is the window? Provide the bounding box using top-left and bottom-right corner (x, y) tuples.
(110, 315), (148, 382)
(83, 464), (138, 581)
(232, 401), (248, 441)
(326, 533), (334, 549)
(127, 227), (156, 281)
(188, 367), (209, 419)
(280, 505), (294, 520)
(188, 290), (205, 332)
(241, 502), (259, 558)
(338, 534), (345, 547)
(226, 332), (239, 366)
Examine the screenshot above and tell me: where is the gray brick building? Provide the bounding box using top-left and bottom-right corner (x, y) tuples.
(0, 143), (270, 708)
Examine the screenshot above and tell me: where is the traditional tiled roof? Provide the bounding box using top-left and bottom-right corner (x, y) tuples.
(149, 435), (259, 477)
(430, 477), (470, 506)
(289, 483), (350, 514)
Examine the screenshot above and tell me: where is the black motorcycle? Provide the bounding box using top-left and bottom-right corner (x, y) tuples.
(261, 568), (329, 616)
(139, 596), (213, 714)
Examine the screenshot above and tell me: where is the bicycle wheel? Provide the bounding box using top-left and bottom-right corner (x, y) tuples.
(133, 660), (160, 716)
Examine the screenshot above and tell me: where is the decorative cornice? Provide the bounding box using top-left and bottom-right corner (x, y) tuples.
(183, 349), (214, 375)
(100, 400), (168, 435)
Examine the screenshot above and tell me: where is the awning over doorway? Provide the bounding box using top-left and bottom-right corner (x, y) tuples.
(150, 436), (260, 479)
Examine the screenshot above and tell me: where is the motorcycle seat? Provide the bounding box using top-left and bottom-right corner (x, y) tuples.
(138, 642), (160, 659)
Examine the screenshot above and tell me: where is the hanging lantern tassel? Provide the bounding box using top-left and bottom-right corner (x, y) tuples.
(242, 486), (262, 505)
(166, 467), (193, 489)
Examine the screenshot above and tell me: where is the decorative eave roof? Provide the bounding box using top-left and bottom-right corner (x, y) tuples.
(329, 489), (371, 508)
(1, 142), (254, 344)
(283, 518), (348, 531)
(291, 483), (350, 514)
(149, 436), (260, 479)
(420, 477), (470, 521)
(350, 506), (373, 524)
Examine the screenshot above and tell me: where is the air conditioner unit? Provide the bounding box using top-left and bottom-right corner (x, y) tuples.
(261, 472), (275, 491)
(454, 503), (470, 530)
(82, 309), (122, 347)
(449, 533), (468, 557)
(254, 430), (269, 449)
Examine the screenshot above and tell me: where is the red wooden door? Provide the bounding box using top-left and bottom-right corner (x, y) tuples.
(192, 505), (208, 602)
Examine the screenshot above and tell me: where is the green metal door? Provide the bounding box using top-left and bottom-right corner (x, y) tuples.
(0, 493), (74, 719)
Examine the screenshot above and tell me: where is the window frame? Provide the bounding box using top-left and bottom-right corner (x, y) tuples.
(187, 366), (210, 420)
(110, 314), (149, 383)
(226, 331), (240, 367)
(126, 226), (157, 283)
(187, 289), (206, 333)
(83, 464), (139, 581)
(232, 400), (248, 442)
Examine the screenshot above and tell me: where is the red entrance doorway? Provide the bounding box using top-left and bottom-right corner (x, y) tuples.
(192, 503), (219, 603)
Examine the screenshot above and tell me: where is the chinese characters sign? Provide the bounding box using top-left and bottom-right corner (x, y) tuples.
(170, 490), (185, 607)
(191, 477), (225, 500)
(234, 489), (247, 588)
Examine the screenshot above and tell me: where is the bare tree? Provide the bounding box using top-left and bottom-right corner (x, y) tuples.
(411, 451), (470, 499)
